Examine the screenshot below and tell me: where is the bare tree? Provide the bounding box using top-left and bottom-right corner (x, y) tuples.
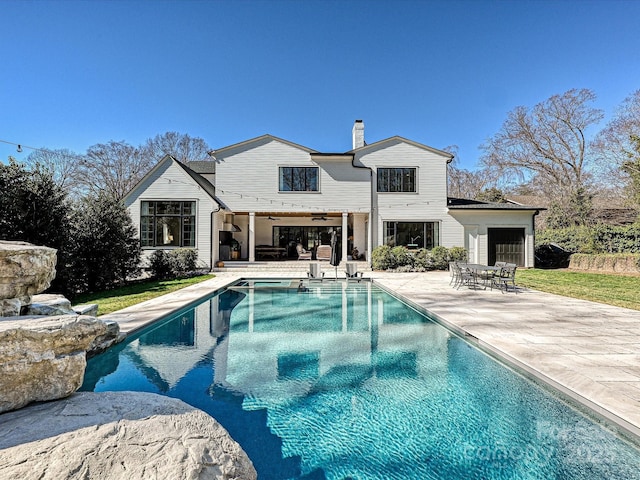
(23, 148), (84, 197)
(79, 141), (152, 201)
(621, 135), (640, 212)
(480, 88), (603, 224)
(591, 90), (640, 200)
(445, 145), (500, 199)
(142, 132), (211, 163)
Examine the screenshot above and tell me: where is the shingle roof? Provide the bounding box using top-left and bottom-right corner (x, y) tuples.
(186, 161), (216, 174)
(447, 197), (544, 211)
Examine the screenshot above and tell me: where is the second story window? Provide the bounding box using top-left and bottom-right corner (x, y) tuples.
(377, 167), (416, 193)
(279, 166), (319, 192)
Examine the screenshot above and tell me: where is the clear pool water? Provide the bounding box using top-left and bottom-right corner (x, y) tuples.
(82, 281), (640, 480)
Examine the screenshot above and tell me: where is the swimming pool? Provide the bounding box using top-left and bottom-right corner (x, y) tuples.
(82, 280), (640, 479)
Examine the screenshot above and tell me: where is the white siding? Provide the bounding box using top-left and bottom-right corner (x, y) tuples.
(355, 141), (453, 248)
(448, 210), (536, 267)
(125, 159), (218, 269)
(215, 139), (370, 214)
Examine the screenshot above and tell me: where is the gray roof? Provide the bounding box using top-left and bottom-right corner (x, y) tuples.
(173, 159), (223, 206)
(447, 197), (544, 211)
(186, 161), (216, 174)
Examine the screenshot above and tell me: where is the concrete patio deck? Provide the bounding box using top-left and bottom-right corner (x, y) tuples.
(101, 268), (640, 441)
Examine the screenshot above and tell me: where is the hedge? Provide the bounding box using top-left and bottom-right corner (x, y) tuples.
(536, 224), (640, 254)
(371, 245), (467, 272)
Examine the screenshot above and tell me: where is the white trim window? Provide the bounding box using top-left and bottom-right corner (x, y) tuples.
(279, 166), (319, 192)
(377, 167), (416, 193)
(140, 201), (196, 247)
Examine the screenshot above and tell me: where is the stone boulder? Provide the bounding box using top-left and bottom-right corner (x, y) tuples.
(0, 391), (257, 480)
(0, 315), (108, 413)
(88, 318), (125, 357)
(0, 240), (57, 316)
(24, 293), (75, 316)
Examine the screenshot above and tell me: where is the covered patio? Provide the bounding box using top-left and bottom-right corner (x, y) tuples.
(217, 211), (371, 264)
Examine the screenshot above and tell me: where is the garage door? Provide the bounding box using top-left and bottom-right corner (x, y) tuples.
(488, 228), (525, 266)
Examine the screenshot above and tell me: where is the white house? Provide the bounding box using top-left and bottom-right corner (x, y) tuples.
(124, 121), (542, 269)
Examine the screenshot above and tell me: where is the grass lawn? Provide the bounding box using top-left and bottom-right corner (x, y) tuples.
(72, 274), (215, 316)
(517, 269), (640, 311)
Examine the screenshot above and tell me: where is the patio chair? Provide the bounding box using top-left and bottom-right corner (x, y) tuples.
(296, 243), (312, 260)
(307, 263), (324, 281)
(494, 263), (517, 293)
(316, 245), (331, 261)
(345, 262), (363, 282)
(449, 262), (460, 286)
(452, 263), (478, 290)
(494, 261), (507, 268)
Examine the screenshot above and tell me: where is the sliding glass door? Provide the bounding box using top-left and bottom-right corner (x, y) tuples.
(273, 226), (341, 259)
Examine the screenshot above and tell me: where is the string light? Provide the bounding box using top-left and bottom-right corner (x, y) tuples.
(0, 138), (87, 162)
(2, 138), (435, 210)
(215, 188), (429, 211)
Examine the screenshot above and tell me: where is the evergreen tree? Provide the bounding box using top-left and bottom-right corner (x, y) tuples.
(66, 193), (141, 294)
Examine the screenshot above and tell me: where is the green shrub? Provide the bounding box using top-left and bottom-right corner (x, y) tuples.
(448, 246), (468, 262)
(149, 250), (174, 280)
(149, 248), (199, 279)
(370, 245), (468, 272)
(171, 248), (198, 274)
(430, 246), (450, 270)
(371, 245), (394, 270)
(391, 246), (413, 268)
(412, 248), (432, 270)
(65, 193), (141, 296)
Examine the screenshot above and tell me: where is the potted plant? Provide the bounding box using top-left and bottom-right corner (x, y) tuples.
(230, 239), (240, 260)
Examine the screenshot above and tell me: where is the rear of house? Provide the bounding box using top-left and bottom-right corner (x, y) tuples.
(124, 121), (541, 270)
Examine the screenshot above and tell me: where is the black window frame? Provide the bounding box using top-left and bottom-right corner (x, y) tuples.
(377, 167), (417, 193)
(279, 166), (319, 192)
(383, 221), (440, 249)
(140, 200), (196, 248)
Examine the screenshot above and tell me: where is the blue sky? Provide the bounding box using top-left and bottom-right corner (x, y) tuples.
(1, 0), (639, 170)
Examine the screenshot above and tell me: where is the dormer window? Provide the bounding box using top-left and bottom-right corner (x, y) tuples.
(377, 167), (416, 193)
(279, 166), (319, 192)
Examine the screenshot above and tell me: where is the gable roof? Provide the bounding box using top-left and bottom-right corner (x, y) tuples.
(123, 155), (224, 209)
(348, 136), (454, 161)
(210, 134), (317, 156)
(173, 159), (219, 200)
(447, 197), (544, 211)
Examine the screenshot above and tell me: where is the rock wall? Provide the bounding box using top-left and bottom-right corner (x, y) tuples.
(0, 391), (257, 480)
(0, 315), (108, 413)
(569, 253), (640, 274)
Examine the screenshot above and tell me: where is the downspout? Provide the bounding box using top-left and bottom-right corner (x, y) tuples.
(350, 153), (374, 266)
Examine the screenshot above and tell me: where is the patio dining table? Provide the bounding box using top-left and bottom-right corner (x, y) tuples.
(457, 263), (502, 289)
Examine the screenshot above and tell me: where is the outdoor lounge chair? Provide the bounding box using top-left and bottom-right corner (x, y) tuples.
(296, 243), (312, 260)
(316, 245), (331, 261)
(345, 262), (363, 282)
(307, 263), (324, 281)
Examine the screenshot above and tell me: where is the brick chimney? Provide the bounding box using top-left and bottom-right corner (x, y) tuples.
(352, 119), (365, 149)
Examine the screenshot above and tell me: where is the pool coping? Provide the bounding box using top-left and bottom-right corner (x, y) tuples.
(100, 270), (640, 445)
